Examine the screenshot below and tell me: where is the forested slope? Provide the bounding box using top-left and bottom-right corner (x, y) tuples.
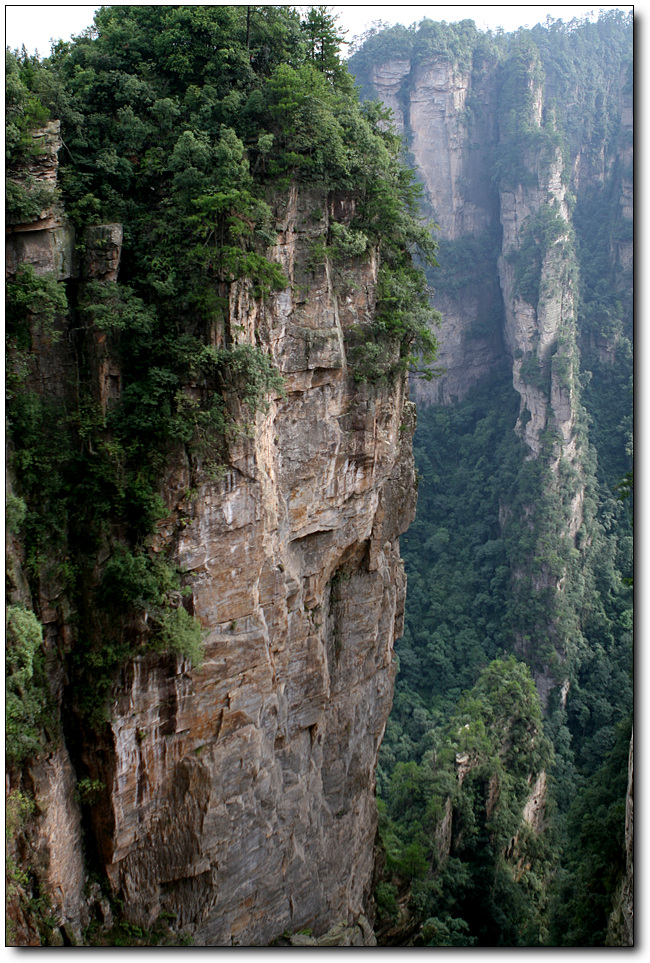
(350, 11), (633, 946)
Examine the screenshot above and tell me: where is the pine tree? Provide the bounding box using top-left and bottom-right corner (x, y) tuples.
(301, 5), (348, 83)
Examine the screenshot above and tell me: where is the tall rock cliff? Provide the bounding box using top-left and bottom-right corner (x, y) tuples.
(353, 17), (632, 694)
(370, 56), (505, 405)
(368, 47), (581, 467)
(6, 126), (416, 946)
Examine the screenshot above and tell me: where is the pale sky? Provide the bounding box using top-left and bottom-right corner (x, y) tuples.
(5, 3), (634, 59)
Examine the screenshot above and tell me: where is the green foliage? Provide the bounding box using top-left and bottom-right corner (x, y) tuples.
(328, 220), (368, 259)
(548, 717), (631, 945)
(374, 881), (399, 923)
(6, 789), (35, 840)
(6, 177), (59, 225)
(572, 173), (632, 492)
(301, 6), (348, 83)
(347, 262), (440, 383)
(5, 606), (51, 764)
(431, 232), (500, 300)
(6, 266), (67, 349)
(519, 350), (551, 394)
(6, 492), (27, 535)
(75, 778), (105, 806)
(5, 48), (50, 165)
(86, 911), (194, 947)
(394, 375), (526, 721)
(5, 790), (35, 903)
(6, 48), (60, 222)
(155, 607), (204, 666)
(378, 658), (554, 945)
(422, 915), (477, 946)
(378, 359), (630, 942)
(509, 206), (571, 306)
(349, 17), (484, 92)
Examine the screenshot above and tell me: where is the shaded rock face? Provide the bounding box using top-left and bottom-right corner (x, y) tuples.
(371, 57), (506, 407)
(7, 172), (416, 944)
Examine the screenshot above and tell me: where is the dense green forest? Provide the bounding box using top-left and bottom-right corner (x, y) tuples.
(350, 10), (633, 947)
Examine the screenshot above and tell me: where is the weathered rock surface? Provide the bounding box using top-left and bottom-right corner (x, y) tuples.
(79, 189), (416, 946)
(6, 170), (417, 945)
(83, 224), (124, 281)
(5, 121), (77, 279)
(370, 57), (505, 406)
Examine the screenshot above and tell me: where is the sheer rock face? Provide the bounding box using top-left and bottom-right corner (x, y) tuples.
(497, 144), (580, 468)
(372, 58), (497, 239)
(371, 56), (579, 463)
(408, 59), (496, 241)
(7, 183), (415, 945)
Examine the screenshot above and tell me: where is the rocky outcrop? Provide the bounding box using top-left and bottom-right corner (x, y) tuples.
(6, 121), (76, 280)
(6, 136), (417, 944)
(5, 122), (122, 285)
(83, 224), (123, 281)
